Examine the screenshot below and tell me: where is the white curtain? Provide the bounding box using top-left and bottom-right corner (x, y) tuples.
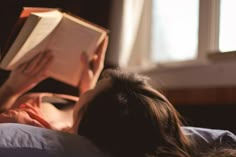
(106, 0), (152, 68)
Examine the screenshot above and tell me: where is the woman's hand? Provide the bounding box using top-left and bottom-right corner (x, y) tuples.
(0, 50), (53, 112)
(3, 50), (53, 96)
(78, 36), (109, 94)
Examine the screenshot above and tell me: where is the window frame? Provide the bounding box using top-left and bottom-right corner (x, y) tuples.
(198, 0), (220, 59)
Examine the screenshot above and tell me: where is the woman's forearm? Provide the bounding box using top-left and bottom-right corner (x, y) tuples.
(0, 84), (21, 112)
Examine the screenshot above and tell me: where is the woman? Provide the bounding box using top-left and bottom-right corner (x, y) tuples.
(0, 35), (193, 156)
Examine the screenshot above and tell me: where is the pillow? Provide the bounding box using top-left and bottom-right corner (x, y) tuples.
(0, 123), (235, 157)
(183, 126), (236, 151)
(0, 123), (108, 157)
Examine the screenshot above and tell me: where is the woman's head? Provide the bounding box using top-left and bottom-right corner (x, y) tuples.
(77, 69), (192, 157)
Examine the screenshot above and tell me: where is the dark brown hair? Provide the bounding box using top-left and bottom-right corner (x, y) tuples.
(199, 148), (236, 157)
(78, 69), (193, 157)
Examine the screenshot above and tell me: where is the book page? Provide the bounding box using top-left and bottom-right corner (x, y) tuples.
(7, 10), (63, 69)
(0, 15), (40, 69)
(46, 15), (106, 86)
(2, 7), (56, 55)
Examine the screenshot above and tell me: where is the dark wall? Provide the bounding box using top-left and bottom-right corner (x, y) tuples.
(0, 0), (111, 46)
(0, 0), (112, 95)
(164, 88), (236, 134)
(175, 105), (236, 134)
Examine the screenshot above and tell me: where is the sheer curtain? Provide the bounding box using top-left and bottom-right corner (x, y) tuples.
(106, 0), (152, 68)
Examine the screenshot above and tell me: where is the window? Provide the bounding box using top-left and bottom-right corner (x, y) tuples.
(219, 0), (236, 52)
(151, 0), (199, 63)
(151, 0), (236, 64)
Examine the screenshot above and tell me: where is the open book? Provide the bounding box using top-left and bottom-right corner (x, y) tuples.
(0, 7), (108, 87)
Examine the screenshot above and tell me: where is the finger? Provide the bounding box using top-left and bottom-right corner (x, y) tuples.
(16, 59), (31, 73)
(95, 36), (109, 56)
(22, 52), (45, 75)
(31, 50), (53, 74)
(96, 36), (109, 62)
(33, 53), (54, 78)
(93, 36), (109, 73)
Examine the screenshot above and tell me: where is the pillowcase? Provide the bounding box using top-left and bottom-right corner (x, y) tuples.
(183, 126), (236, 151)
(0, 123), (235, 157)
(0, 123), (108, 157)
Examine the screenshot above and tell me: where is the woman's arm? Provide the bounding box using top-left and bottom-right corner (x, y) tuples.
(0, 51), (53, 112)
(0, 84), (20, 113)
